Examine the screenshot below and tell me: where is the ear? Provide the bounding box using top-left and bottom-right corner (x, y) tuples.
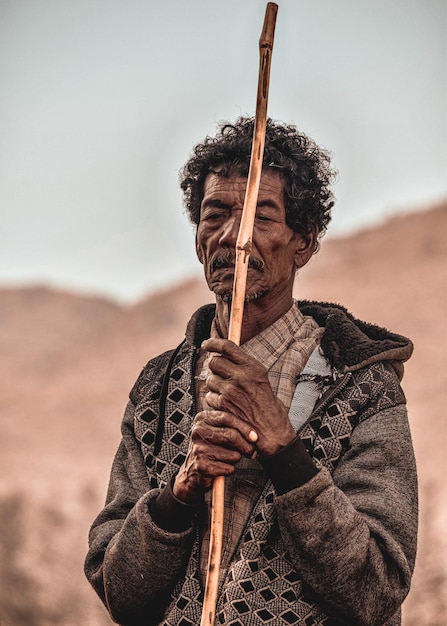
(195, 231), (204, 265)
(294, 225), (318, 269)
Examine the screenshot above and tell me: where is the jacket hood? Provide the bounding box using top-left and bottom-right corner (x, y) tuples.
(299, 301), (413, 380)
(185, 301), (413, 381)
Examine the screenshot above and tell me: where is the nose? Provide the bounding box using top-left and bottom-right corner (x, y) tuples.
(218, 212), (241, 247)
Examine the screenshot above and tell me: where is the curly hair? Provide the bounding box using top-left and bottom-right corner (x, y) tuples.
(179, 117), (336, 248)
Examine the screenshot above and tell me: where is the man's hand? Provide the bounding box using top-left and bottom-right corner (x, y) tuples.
(173, 409), (258, 505)
(201, 337), (297, 458)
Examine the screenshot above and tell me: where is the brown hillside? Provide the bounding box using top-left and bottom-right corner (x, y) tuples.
(0, 203), (445, 625)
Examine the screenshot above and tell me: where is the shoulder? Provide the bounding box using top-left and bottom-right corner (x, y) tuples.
(343, 361), (407, 421)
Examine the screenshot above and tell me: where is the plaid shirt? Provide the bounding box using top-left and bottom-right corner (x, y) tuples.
(195, 302), (323, 583)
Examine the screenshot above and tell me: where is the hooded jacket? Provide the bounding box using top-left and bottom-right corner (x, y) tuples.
(85, 301), (417, 626)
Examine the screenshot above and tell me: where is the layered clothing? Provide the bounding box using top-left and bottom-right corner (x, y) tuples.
(85, 301), (417, 626)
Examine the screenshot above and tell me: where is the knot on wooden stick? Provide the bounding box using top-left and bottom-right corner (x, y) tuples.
(238, 240), (252, 262)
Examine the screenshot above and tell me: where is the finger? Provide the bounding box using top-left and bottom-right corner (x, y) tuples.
(201, 445), (243, 465)
(205, 390), (252, 432)
(194, 411), (258, 454)
(205, 375), (234, 402)
(202, 338), (247, 365)
(204, 341), (266, 384)
(196, 410), (258, 442)
(204, 390), (224, 411)
(197, 459), (239, 479)
(174, 450), (238, 502)
(207, 355), (233, 379)
(195, 423), (256, 458)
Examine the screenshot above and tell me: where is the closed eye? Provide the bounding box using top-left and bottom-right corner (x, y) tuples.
(201, 199), (231, 222)
(255, 200), (283, 223)
(202, 210), (227, 221)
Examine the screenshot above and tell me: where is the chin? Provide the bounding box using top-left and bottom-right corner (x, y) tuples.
(212, 288), (233, 302)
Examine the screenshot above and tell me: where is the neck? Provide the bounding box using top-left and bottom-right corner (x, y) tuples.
(215, 294), (294, 344)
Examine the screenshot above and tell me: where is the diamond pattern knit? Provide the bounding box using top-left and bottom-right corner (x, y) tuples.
(131, 337), (405, 625)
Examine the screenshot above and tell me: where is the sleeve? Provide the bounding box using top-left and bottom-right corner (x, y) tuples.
(84, 400), (195, 626)
(274, 381), (418, 625)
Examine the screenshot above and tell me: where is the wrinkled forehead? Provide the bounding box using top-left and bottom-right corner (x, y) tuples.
(203, 166), (285, 196)
(201, 169), (285, 212)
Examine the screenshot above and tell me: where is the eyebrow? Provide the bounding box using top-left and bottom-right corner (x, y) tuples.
(201, 198), (281, 211)
(257, 199), (281, 210)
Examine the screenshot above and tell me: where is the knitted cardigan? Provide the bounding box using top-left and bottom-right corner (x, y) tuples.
(85, 301), (418, 626)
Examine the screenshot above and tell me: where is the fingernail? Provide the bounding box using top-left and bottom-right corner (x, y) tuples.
(249, 430), (258, 442)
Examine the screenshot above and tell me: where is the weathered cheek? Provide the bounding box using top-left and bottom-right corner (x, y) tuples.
(198, 229), (217, 254)
(197, 228), (209, 245)
(196, 239), (212, 267)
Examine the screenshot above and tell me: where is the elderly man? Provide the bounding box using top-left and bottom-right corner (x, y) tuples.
(85, 118), (417, 626)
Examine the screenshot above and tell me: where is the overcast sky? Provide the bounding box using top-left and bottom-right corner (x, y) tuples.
(1, 0), (445, 302)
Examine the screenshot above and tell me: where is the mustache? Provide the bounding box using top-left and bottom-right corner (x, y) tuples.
(211, 250), (264, 273)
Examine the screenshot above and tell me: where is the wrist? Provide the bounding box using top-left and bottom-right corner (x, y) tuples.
(149, 476), (199, 532)
(260, 436), (319, 494)
(173, 474), (204, 506)
(258, 426), (297, 458)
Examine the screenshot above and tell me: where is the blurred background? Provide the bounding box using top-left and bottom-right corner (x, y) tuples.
(0, 1), (445, 624)
(1, 0), (445, 302)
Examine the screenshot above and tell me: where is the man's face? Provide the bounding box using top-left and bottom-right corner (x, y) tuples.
(196, 170), (313, 303)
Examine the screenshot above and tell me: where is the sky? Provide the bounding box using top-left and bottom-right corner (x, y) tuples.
(0, 0), (445, 303)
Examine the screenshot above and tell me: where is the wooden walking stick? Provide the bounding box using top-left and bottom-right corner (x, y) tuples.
(200, 4), (278, 625)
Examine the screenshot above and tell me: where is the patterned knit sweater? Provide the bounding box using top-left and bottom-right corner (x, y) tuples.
(85, 301), (417, 626)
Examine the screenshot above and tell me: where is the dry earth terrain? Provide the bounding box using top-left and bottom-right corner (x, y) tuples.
(0, 203), (445, 625)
